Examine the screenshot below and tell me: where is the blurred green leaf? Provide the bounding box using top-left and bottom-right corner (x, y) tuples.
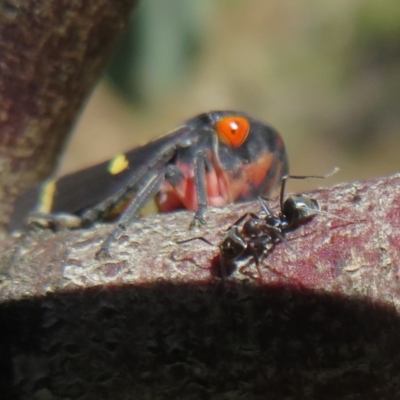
(107, 0), (214, 105)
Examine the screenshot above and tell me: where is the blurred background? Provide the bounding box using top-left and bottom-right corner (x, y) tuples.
(62, 0), (400, 194)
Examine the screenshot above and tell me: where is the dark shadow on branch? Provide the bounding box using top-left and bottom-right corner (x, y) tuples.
(1, 280), (400, 399)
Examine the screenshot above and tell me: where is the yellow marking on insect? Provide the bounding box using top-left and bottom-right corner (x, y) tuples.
(108, 154), (129, 175)
(38, 179), (56, 213)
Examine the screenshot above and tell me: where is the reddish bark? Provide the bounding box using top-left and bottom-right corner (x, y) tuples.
(0, 0), (137, 231)
(0, 174), (399, 399)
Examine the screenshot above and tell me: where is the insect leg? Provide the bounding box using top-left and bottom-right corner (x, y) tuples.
(177, 236), (215, 246)
(258, 197), (275, 218)
(228, 212), (259, 230)
(191, 151), (208, 228)
(243, 237), (275, 279)
(26, 212), (82, 230)
(96, 167), (169, 258)
(250, 245), (263, 279)
(266, 227), (293, 250)
(237, 249), (262, 280)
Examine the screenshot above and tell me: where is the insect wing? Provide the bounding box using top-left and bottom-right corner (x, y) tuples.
(9, 125), (192, 230)
(53, 127), (192, 213)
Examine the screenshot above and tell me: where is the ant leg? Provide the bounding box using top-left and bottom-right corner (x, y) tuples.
(251, 248), (262, 279)
(240, 238), (271, 280)
(229, 212), (262, 234)
(177, 236), (215, 246)
(238, 256), (259, 280)
(228, 213), (251, 229)
(258, 197), (274, 218)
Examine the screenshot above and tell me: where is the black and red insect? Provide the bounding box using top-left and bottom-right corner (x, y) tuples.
(9, 110), (289, 256)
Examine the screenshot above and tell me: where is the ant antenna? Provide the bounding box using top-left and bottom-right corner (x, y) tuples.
(279, 167), (339, 210)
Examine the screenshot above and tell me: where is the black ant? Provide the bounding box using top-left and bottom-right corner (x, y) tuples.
(178, 169), (337, 279)
(240, 174), (322, 245)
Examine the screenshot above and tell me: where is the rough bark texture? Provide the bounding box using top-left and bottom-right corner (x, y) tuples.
(0, 0), (137, 232)
(0, 173), (399, 399)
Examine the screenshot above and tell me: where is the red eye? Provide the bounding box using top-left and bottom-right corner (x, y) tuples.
(215, 116), (250, 148)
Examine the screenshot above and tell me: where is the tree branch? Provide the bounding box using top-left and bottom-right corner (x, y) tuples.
(0, 0), (137, 231)
(1, 173), (399, 398)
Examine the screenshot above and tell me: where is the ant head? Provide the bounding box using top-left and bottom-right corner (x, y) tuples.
(219, 226), (247, 262)
(282, 194), (320, 229)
